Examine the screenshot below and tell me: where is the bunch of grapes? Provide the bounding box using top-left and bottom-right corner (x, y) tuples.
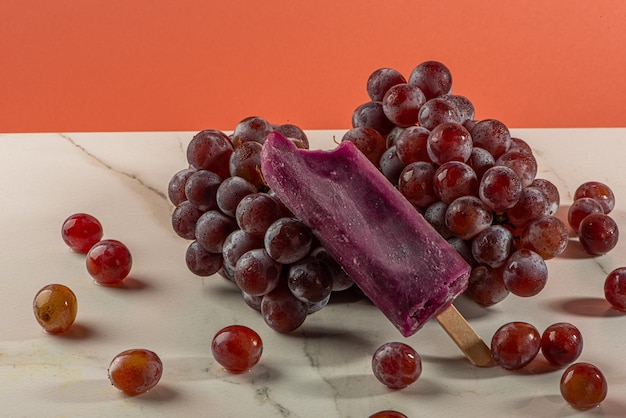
(348, 61), (618, 307)
(168, 117), (355, 333)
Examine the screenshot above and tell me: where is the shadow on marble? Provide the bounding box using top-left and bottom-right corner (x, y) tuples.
(546, 296), (622, 318)
(56, 322), (97, 341)
(296, 373), (445, 400)
(452, 294), (492, 321)
(557, 238), (595, 259)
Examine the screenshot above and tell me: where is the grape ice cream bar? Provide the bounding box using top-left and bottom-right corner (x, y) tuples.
(260, 132), (471, 337)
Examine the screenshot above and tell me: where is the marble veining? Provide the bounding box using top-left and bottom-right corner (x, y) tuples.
(1, 129), (626, 417)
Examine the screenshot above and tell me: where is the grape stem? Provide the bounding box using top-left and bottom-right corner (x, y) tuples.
(435, 305), (494, 367)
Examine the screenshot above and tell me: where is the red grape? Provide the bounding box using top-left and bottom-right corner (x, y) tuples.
(231, 115), (272, 146)
(541, 322), (583, 367)
(216, 176), (258, 217)
(470, 119), (511, 159)
(520, 215), (569, 259)
(398, 161), (437, 208)
(186, 129), (233, 178)
(211, 325), (263, 373)
(568, 197), (604, 233)
(287, 256), (333, 303)
(184, 169), (222, 211)
(261, 283), (308, 333)
(560, 362), (607, 409)
(578, 213), (619, 255)
(408, 60), (452, 100)
(369, 411), (408, 418)
(235, 192), (284, 238)
(530, 178), (560, 216)
(168, 167), (196, 206)
(108, 348), (163, 396)
(433, 161), (478, 204)
(366, 67), (407, 102)
(495, 151), (537, 188)
(234, 249), (282, 296)
(491, 321), (541, 370)
(465, 265), (509, 307)
(86, 239), (132, 286)
(33, 284), (78, 334)
(395, 126), (431, 164)
(445, 195), (493, 240)
(417, 97), (461, 131)
(479, 166), (522, 212)
(171, 201), (204, 240)
(352, 101), (395, 136)
(604, 267), (626, 311)
(229, 141), (264, 189)
(382, 83), (426, 127)
(574, 181), (615, 214)
(61, 213), (104, 253)
(185, 240), (223, 277)
(264, 217), (313, 264)
(341, 127), (387, 166)
(427, 122), (472, 164)
(195, 210), (237, 253)
(371, 342), (422, 389)
(471, 225), (514, 269)
(502, 249), (548, 297)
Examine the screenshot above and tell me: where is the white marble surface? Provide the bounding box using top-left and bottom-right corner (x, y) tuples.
(1, 129), (626, 417)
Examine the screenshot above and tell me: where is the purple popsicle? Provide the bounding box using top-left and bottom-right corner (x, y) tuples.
(260, 132), (471, 337)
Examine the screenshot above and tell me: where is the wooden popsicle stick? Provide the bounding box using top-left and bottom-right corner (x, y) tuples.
(436, 304), (494, 367)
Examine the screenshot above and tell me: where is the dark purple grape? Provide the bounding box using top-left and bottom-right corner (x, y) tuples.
(184, 170), (222, 211)
(195, 210), (237, 253)
(222, 229), (264, 273)
(408, 61), (452, 100)
(261, 283), (309, 333)
(186, 129), (233, 178)
(168, 167), (196, 206)
(367, 68), (407, 101)
(185, 240), (223, 276)
(465, 265), (509, 307)
(287, 256), (333, 304)
(235, 193), (284, 238)
(341, 127), (387, 166)
(379, 145), (405, 185)
(423, 201), (453, 239)
(273, 123), (309, 149)
(231, 116), (272, 147)
(229, 141), (264, 189)
(264, 217), (313, 264)
(234, 248), (282, 296)
(467, 147), (495, 181)
(171, 201), (204, 240)
(310, 246), (354, 291)
(471, 225), (514, 269)
(352, 101), (395, 136)
(216, 176), (258, 217)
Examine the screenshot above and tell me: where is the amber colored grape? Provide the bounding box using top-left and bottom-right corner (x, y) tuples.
(108, 349), (163, 396)
(61, 213), (104, 253)
(33, 284), (78, 334)
(211, 325), (263, 373)
(86, 239), (133, 286)
(560, 362), (607, 409)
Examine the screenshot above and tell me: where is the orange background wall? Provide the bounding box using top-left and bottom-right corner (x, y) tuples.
(1, 1), (625, 133)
